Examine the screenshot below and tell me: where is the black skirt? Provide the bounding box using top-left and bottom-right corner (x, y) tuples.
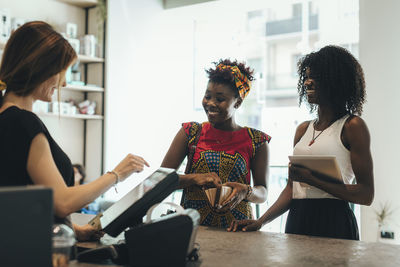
(285, 198), (359, 240)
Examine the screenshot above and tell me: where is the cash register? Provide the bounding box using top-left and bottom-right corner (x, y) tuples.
(77, 167), (200, 266)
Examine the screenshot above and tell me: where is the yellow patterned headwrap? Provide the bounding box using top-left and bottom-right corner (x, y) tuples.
(0, 80), (6, 91)
(216, 64), (251, 99)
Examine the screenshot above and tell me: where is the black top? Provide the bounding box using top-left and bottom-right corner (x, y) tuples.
(0, 106), (74, 187)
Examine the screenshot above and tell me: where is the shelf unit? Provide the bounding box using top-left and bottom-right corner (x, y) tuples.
(57, 0), (98, 8)
(0, 0), (106, 179)
(37, 112), (103, 120)
(78, 54), (105, 63)
(55, 0), (106, 178)
(63, 84), (104, 92)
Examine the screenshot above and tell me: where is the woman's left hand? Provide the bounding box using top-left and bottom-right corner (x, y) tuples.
(288, 163), (313, 184)
(218, 182), (249, 211)
(227, 219), (263, 232)
(73, 223), (105, 242)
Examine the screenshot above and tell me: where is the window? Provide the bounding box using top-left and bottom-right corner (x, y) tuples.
(159, 0), (360, 233)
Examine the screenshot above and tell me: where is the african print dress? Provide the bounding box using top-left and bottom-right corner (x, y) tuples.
(182, 121), (271, 228)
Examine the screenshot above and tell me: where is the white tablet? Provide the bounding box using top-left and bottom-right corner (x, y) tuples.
(288, 155), (343, 183)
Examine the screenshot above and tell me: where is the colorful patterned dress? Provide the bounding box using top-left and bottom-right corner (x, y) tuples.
(182, 121), (271, 228)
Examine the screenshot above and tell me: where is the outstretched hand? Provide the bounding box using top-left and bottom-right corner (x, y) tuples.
(193, 172), (222, 188)
(227, 219), (262, 232)
(73, 223), (105, 242)
(113, 153), (150, 182)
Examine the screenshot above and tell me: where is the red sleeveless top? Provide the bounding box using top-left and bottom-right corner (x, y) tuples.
(182, 121), (271, 227)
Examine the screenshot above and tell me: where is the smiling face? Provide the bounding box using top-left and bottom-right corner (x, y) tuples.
(32, 70), (67, 102)
(304, 68), (318, 104)
(202, 82), (241, 129)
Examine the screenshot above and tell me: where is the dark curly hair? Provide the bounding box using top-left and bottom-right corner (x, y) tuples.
(297, 45), (366, 116)
(206, 59), (255, 98)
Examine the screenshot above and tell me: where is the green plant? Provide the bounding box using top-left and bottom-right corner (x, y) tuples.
(374, 202), (395, 227)
(95, 0), (107, 45)
(97, 0), (107, 23)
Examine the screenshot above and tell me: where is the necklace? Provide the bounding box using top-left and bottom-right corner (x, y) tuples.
(308, 122), (325, 146)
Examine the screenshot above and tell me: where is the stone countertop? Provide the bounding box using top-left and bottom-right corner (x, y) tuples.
(70, 226), (400, 266)
(194, 226), (400, 266)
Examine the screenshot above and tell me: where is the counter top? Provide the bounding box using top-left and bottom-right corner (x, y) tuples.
(70, 226), (400, 266)
(196, 227), (400, 266)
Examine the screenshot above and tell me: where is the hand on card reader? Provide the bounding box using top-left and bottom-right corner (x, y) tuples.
(77, 168), (201, 266)
(77, 243), (127, 264)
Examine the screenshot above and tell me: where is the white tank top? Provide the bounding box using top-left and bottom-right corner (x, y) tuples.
(292, 115), (355, 199)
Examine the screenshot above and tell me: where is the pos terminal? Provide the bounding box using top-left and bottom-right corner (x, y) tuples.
(78, 168), (200, 266)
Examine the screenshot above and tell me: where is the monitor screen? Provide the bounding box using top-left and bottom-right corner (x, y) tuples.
(0, 186), (53, 266)
(90, 167), (179, 237)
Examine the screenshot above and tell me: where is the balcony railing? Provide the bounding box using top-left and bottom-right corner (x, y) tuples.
(266, 73), (298, 91)
(266, 14), (318, 36)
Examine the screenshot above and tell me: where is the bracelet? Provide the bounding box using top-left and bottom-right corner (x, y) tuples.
(245, 185), (253, 200)
(107, 171), (120, 193)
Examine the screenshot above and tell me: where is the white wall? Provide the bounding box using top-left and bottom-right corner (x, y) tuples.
(163, 0), (216, 9)
(0, 0), (85, 33)
(359, 0), (400, 243)
(105, 0), (203, 196)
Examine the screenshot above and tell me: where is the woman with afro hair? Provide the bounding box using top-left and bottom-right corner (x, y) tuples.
(161, 59), (271, 228)
(228, 45), (374, 240)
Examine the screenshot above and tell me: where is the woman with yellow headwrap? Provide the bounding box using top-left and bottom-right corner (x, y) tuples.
(161, 59), (271, 228)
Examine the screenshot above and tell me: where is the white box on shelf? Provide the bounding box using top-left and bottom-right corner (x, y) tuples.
(61, 102), (71, 115)
(0, 8), (11, 42)
(33, 101), (49, 114)
(66, 22), (78, 39)
(67, 38), (80, 54)
(51, 102), (59, 114)
(80, 34), (96, 57)
(71, 105), (78, 115)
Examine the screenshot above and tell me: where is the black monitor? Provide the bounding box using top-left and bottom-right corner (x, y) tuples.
(0, 186), (53, 266)
(89, 167), (179, 237)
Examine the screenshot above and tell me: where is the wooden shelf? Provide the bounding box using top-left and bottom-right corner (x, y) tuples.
(0, 49), (105, 65)
(0, 47), (104, 66)
(77, 54), (104, 63)
(37, 112), (103, 120)
(63, 84), (104, 92)
(57, 0), (98, 8)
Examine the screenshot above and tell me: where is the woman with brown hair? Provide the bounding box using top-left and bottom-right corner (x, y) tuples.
(0, 21), (149, 241)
